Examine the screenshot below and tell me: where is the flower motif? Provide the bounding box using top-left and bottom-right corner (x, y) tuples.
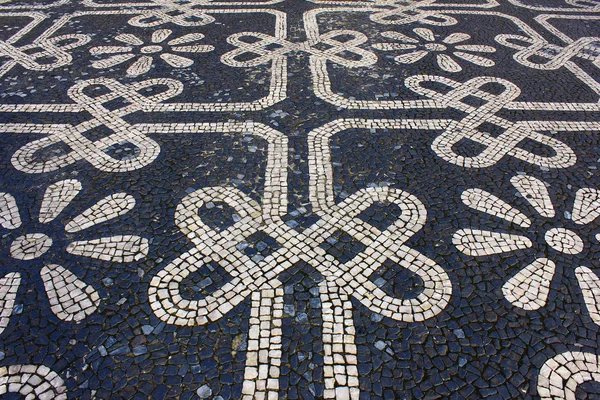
(453, 174), (600, 324)
(89, 29), (214, 77)
(0, 179), (148, 334)
(373, 27), (496, 73)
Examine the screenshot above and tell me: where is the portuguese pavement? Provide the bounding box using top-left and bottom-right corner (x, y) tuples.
(0, 0), (600, 398)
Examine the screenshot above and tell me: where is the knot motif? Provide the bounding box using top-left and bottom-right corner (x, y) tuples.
(148, 122), (452, 399)
(128, 0), (215, 27)
(149, 185), (450, 325)
(11, 78), (183, 173)
(221, 30), (377, 68)
(406, 75), (576, 168)
(369, 0), (457, 26)
(496, 34), (600, 70)
(0, 34), (90, 73)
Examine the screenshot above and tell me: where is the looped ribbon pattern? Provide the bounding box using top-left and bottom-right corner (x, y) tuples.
(0, 34), (90, 72)
(150, 185), (450, 325)
(221, 30), (378, 68)
(369, 0), (457, 26)
(406, 75), (577, 168)
(496, 34), (600, 70)
(127, 0), (215, 27)
(12, 78), (183, 173)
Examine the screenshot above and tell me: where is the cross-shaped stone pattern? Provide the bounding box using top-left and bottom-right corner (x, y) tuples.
(0, 0), (599, 398)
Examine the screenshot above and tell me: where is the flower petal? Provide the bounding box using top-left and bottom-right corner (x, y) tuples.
(461, 188), (531, 228)
(39, 179), (82, 224)
(160, 53), (194, 68)
(0, 193), (21, 229)
(413, 28), (435, 42)
(572, 188), (600, 225)
(436, 54), (462, 73)
(67, 235), (149, 263)
(167, 33), (206, 45)
(576, 266), (600, 326)
(115, 33), (144, 46)
(502, 258), (555, 311)
(455, 44), (496, 53)
(443, 32), (470, 44)
(64, 193), (135, 233)
(394, 50), (428, 64)
(510, 175), (555, 218)
(380, 31), (419, 44)
(91, 53), (135, 70)
(10, 233), (52, 260)
(171, 45), (214, 53)
(89, 46), (132, 55)
(453, 229), (532, 256)
(127, 56), (153, 77)
(0, 272), (20, 336)
(372, 43), (417, 51)
(41, 264), (100, 322)
(453, 52), (495, 67)
(152, 29), (172, 43)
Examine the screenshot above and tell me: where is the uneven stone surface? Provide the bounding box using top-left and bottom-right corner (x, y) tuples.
(0, 0), (599, 398)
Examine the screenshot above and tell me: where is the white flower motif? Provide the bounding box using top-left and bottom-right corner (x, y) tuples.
(0, 179), (148, 333)
(89, 29), (214, 77)
(453, 174), (600, 324)
(373, 27), (496, 73)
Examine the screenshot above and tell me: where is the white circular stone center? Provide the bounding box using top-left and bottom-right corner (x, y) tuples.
(424, 43), (446, 52)
(141, 45), (162, 54)
(10, 233), (53, 260)
(545, 227), (583, 255)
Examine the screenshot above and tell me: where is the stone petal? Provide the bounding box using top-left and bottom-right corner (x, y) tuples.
(380, 31), (419, 44)
(461, 188), (531, 228)
(453, 52), (494, 67)
(115, 33), (143, 46)
(0, 193), (21, 229)
(41, 264), (100, 322)
(152, 29), (172, 43)
(91, 53), (135, 69)
(394, 50), (428, 64)
(502, 258), (555, 310)
(510, 175), (555, 218)
(89, 45), (132, 55)
(67, 235), (148, 262)
(572, 188), (600, 225)
(39, 179), (82, 224)
(0, 272), (20, 335)
(443, 32), (470, 44)
(127, 56), (152, 77)
(171, 45), (214, 53)
(453, 229), (532, 256)
(413, 28), (435, 42)
(160, 53), (193, 68)
(576, 266), (600, 326)
(64, 193), (135, 233)
(455, 44), (496, 53)
(168, 33), (206, 45)
(436, 54), (462, 73)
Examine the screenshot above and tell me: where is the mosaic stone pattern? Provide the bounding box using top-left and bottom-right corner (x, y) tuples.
(0, 0), (599, 398)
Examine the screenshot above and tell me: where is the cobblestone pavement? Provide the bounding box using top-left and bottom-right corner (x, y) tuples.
(0, 0), (599, 398)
